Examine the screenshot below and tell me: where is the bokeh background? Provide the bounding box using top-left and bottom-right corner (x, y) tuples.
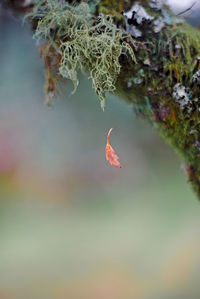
(1, 1), (200, 298)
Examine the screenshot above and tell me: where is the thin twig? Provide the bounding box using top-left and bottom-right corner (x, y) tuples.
(177, 1), (196, 16)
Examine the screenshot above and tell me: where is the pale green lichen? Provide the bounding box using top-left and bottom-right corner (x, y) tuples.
(29, 1), (136, 109)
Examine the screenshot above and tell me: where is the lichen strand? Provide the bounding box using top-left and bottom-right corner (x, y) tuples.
(28, 0), (136, 109)
(114, 1), (200, 197)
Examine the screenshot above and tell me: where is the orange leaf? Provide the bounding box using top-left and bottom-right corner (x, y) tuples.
(105, 128), (122, 168)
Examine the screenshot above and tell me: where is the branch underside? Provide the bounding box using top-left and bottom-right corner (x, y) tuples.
(4, 0), (200, 199)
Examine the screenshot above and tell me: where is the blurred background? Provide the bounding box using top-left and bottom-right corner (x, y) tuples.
(0, 1), (200, 298)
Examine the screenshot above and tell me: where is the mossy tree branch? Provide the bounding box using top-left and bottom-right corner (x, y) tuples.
(4, 0), (200, 199)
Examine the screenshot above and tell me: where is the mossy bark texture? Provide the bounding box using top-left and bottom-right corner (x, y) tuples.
(4, 0), (200, 199)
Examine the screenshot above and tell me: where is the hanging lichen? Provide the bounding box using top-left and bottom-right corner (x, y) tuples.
(28, 0), (136, 109)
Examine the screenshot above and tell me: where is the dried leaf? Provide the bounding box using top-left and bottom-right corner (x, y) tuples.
(105, 128), (122, 168)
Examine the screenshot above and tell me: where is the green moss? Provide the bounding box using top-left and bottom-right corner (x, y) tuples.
(97, 0), (126, 22)
(163, 22), (200, 85)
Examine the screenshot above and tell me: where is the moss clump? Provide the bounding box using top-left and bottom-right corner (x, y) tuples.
(97, 0), (126, 22)
(28, 0), (136, 109)
(163, 22), (200, 85)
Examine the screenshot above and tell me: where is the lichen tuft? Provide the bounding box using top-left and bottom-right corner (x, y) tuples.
(28, 0), (136, 109)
